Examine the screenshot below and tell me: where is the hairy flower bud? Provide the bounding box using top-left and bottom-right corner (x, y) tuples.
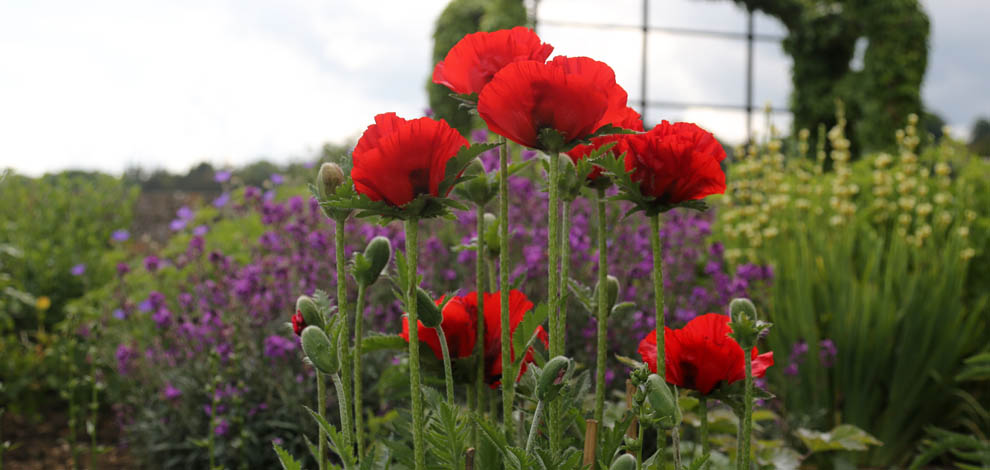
(729, 298), (757, 324)
(609, 454), (637, 470)
(416, 287), (443, 328)
(597, 274), (620, 313)
(537, 356), (571, 402)
(301, 326), (338, 375)
(729, 297), (770, 349)
(316, 163), (346, 200)
(355, 236), (392, 287)
(295, 295), (321, 329)
(645, 374), (680, 428)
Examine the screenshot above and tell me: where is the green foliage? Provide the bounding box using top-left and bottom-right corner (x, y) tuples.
(718, 117), (989, 465)
(427, 0), (528, 134)
(795, 424), (882, 453)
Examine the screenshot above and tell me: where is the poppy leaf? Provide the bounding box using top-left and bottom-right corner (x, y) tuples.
(438, 142), (500, 196)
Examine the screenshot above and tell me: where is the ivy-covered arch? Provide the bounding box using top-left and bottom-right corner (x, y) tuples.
(723, 0), (929, 151)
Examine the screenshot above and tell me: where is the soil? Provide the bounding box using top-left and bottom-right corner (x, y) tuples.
(2, 411), (133, 470)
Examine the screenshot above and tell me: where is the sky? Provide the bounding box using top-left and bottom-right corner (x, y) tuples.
(0, 0), (987, 176)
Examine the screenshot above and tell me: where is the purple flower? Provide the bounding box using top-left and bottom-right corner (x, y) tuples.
(521, 149), (538, 160)
(152, 308), (172, 328)
(193, 225), (209, 237)
(214, 419), (230, 436)
(819, 339), (837, 367)
(214, 170), (231, 183)
(112, 308), (126, 320)
(270, 173), (284, 185)
(263, 335), (297, 359)
(213, 192), (231, 208)
(115, 344), (137, 375)
(144, 255), (161, 272)
(70, 263), (86, 276)
(116, 262), (130, 277)
(784, 363), (799, 376)
(163, 383), (182, 400)
(471, 128), (489, 143)
(111, 229), (130, 242)
(176, 206), (194, 221)
(169, 219), (187, 231)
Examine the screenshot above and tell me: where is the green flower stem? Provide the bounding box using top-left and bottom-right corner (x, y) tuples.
(525, 400), (545, 454)
(649, 214), (666, 469)
(499, 138), (515, 440)
(436, 326), (456, 404)
(547, 150), (561, 358)
(735, 415), (743, 470)
(637, 423), (644, 465)
(558, 202), (571, 349)
(593, 189), (609, 426)
(672, 420), (682, 470)
(475, 203), (487, 440)
(89, 377), (99, 470)
(486, 258), (497, 293)
(352, 283), (367, 458)
(316, 372), (327, 470)
(333, 215), (355, 452)
(740, 350), (754, 470)
(405, 218), (426, 470)
(699, 397), (709, 470)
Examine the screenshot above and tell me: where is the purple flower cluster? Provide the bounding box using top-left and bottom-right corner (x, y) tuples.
(785, 338), (838, 376)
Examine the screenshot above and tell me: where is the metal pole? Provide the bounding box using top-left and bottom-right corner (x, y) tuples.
(641, 0), (648, 124)
(745, 9), (754, 145)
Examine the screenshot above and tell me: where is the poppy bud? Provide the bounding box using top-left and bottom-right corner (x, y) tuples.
(596, 275), (619, 313)
(729, 298), (757, 324)
(609, 454), (637, 470)
(458, 160), (494, 205)
(301, 326), (338, 375)
(416, 287), (443, 328)
(355, 236), (392, 287)
(316, 163), (346, 200)
(295, 295), (321, 329)
(483, 213), (500, 257)
(645, 374), (680, 428)
(537, 356), (571, 402)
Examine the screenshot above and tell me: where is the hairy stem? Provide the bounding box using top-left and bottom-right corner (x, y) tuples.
(331, 373), (354, 463)
(593, 189), (609, 426)
(499, 138), (515, 441)
(316, 373), (327, 470)
(333, 215), (354, 452)
(650, 214), (666, 469)
(353, 283), (367, 457)
(740, 351), (754, 470)
(405, 218), (425, 470)
(474, 203), (486, 449)
(525, 400), (545, 454)
(436, 326), (456, 404)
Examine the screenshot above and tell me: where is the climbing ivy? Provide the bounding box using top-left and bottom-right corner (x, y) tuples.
(721, 0), (929, 152)
(427, 0), (529, 135)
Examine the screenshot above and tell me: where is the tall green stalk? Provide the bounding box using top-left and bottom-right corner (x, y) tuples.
(333, 215), (354, 451)
(525, 400), (546, 454)
(699, 397), (709, 470)
(331, 373), (354, 461)
(649, 214), (666, 469)
(558, 202), (571, 353)
(498, 138), (515, 440)
(474, 203), (487, 444)
(739, 351), (754, 470)
(593, 189), (609, 426)
(405, 218), (426, 470)
(436, 326), (456, 404)
(352, 283), (367, 457)
(547, 151), (561, 358)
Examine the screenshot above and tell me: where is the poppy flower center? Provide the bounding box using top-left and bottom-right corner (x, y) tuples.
(409, 168), (431, 196)
(679, 360), (699, 391)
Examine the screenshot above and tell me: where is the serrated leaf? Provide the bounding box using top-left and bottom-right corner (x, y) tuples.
(438, 142), (500, 196)
(273, 442), (303, 470)
(513, 303), (549, 358)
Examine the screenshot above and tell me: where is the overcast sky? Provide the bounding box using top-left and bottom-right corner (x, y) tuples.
(1, 0), (986, 176)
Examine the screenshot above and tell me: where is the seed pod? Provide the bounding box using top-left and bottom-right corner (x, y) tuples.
(609, 454), (637, 470)
(301, 326), (338, 375)
(416, 287), (442, 328)
(356, 236), (392, 287)
(645, 374), (680, 428)
(537, 356), (571, 402)
(295, 295), (321, 328)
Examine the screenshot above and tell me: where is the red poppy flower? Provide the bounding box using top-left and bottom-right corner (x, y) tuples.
(399, 296), (477, 361)
(351, 113), (469, 206)
(566, 107), (644, 179)
(477, 56), (632, 150)
(637, 313), (774, 395)
(433, 27), (554, 96)
(462, 290), (548, 386)
(623, 121), (727, 203)
(291, 310), (306, 336)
